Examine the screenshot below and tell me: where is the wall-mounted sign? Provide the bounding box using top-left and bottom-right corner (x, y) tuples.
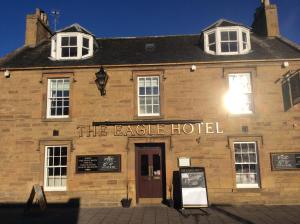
(76, 120), (224, 138)
(178, 157), (191, 167)
(180, 167), (208, 208)
(271, 153), (300, 170)
(76, 155), (121, 173)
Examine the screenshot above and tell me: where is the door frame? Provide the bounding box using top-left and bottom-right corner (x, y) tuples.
(135, 143), (166, 204)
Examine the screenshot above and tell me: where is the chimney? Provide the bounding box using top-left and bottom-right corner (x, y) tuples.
(252, 0), (280, 37)
(25, 8), (52, 46)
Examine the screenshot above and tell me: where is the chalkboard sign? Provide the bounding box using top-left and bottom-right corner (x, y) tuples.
(271, 153), (300, 170)
(76, 155), (121, 173)
(180, 167), (208, 208)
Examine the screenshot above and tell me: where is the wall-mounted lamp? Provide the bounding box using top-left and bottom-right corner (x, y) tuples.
(95, 66), (108, 96)
(190, 65), (197, 72)
(4, 70), (10, 78)
(282, 61), (289, 68)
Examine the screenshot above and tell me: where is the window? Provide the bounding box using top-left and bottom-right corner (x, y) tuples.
(61, 36), (77, 58)
(234, 142), (260, 188)
(208, 32), (216, 52)
(221, 31), (238, 53)
(138, 76), (160, 116)
(204, 27), (251, 55)
(47, 79), (70, 118)
(51, 32), (93, 60)
(44, 146), (68, 191)
(282, 71), (300, 111)
(225, 73), (253, 114)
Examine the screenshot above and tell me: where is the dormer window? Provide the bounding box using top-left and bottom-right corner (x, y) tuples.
(203, 20), (251, 55)
(50, 24), (94, 60)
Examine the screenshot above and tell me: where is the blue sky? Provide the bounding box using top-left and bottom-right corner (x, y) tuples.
(0, 0), (299, 57)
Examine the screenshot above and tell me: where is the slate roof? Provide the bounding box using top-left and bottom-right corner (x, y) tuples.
(202, 19), (250, 31)
(1, 33), (300, 69)
(54, 23), (93, 36)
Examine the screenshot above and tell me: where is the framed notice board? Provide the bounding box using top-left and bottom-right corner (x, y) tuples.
(76, 154), (121, 173)
(180, 167), (208, 208)
(271, 153), (300, 170)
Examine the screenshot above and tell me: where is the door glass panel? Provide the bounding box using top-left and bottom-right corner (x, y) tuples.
(153, 154), (161, 177)
(141, 155), (149, 176)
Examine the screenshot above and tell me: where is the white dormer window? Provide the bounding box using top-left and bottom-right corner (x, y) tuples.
(204, 26), (251, 55)
(51, 32), (93, 60)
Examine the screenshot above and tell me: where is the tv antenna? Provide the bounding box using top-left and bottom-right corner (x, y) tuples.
(51, 10), (60, 31)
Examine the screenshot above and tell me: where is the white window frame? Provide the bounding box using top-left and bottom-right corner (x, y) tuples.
(44, 145), (68, 191)
(51, 32), (93, 60)
(234, 142), (260, 189)
(227, 73), (253, 115)
(47, 78), (70, 119)
(204, 26), (251, 55)
(137, 76), (160, 117)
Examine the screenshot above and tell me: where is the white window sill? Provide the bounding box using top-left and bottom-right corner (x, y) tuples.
(44, 187), (67, 192)
(236, 184), (259, 189)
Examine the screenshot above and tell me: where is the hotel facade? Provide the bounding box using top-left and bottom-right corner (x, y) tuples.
(1, 0), (300, 207)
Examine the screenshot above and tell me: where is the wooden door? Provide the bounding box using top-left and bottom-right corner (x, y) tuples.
(136, 146), (162, 198)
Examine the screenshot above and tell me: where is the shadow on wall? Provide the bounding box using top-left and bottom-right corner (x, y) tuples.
(0, 198), (80, 224)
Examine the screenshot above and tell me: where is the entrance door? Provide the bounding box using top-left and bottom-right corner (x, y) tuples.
(136, 145), (163, 198)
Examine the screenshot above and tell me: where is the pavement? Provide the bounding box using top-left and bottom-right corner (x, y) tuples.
(0, 205), (300, 224)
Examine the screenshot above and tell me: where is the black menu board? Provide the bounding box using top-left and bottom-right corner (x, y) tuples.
(180, 167), (208, 208)
(271, 153), (300, 170)
(76, 155), (121, 173)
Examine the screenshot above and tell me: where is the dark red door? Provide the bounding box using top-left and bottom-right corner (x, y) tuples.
(136, 146), (162, 198)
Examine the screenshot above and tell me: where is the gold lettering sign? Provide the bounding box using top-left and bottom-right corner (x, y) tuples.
(76, 122), (224, 138)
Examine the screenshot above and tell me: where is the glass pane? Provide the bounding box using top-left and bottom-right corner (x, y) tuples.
(146, 105), (152, 113)
(49, 157), (53, 166)
(51, 108), (56, 116)
(70, 47), (77, 57)
(242, 32), (247, 42)
(146, 96), (152, 104)
(54, 147), (60, 156)
(61, 157), (67, 165)
(48, 168), (54, 176)
(61, 37), (68, 46)
(249, 153), (257, 163)
(153, 154), (161, 176)
(153, 96), (159, 104)
(146, 87), (152, 95)
(61, 147), (67, 156)
(242, 164), (249, 173)
(61, 178), (67, 186)
(139, 105), (145, 114)
(249, 143), (255, 152)
(145, 78), (151, 87)
(234, 144), (241, 153)
(229, 31), (237, 40)
(236, 174), (242, 184)
(64, 100), (69, 106)
(139, 78), (145, 88)
(153, 105), (159, 114)
(221, 43), (229, 52)
(241, 144), (248, 153)
(141, 155), (149, 176)
(235, 164), (242, 173)
(54, 177), (61, 186)
(221, 32), (228, 41)
(57, 108), (62, 115)
(83, 37), (89, 48)
(63, 107), (69, 115)
(153, 86), (159, 95)
(229, 42), (238, 52)
(243, 43), (247, 50)
(57, 100), (62, 107)
(235, 154), (242, 163)
(54, 167), (60, 176)
(48, 178), (54, 187)
(61, 167), (67, 175)
(139, 96), (145, 105)
(82, 48), (89, 56)
(63, 91), (69, 97)
(152, 77), (159, 86)
(49, 147), (54, 156)
(209, 44), (216, 52)
(54, 157), (60, 166)
(70, 37), (77, 46)
(61, 47), (69, 57)
(139, 87), (145, 95)
(250, 164), (256, 173)
(208, 33), (215, 43)
(242, 154), (249, 163)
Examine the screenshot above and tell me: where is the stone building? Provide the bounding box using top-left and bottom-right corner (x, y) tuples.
(0, 1), (300, 207)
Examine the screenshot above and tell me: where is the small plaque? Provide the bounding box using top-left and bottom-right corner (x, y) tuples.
(76, 154), (121, 173)
(178, 157), (191, 167)
(271, 152), (300, 170)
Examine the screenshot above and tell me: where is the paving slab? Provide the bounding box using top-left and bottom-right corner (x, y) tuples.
(0, 205), (300, 224)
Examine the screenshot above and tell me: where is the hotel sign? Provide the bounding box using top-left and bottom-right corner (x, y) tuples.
(76, 120), (224, 138)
